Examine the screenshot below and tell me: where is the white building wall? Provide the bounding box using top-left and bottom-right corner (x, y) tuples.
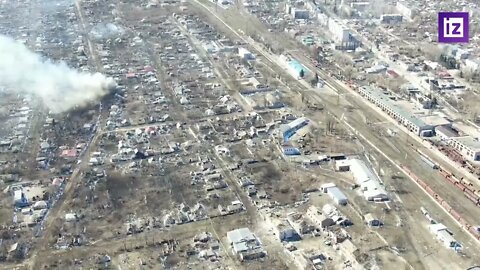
(292, 8), (309, 19)
(449, 137), (480, 161)
(327, 18), (350, 43)
(238, 47), (254, 60)
(465, 59), (480, 73)
(285, 3), (292, 14)
(396, 1), (415, 20)
(318, 13), (329, 26)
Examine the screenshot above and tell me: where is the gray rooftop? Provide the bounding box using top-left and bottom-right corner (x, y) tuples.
(227, 227), (256, 244)
(327, 187), (348, 203)
(436, 125), (459, 138)
(455, 136), (480, 151)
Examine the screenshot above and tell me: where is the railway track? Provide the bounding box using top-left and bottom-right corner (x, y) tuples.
(191, 0), (480, 249)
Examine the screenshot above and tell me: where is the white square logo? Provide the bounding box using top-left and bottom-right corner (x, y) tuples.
(443, 17), (464, 38)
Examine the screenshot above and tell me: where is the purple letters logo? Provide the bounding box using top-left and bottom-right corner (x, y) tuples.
(438, 12), (469, 43)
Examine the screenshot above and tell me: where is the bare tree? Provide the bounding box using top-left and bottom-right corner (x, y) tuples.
(332, 51), (353, 66)
(461, 91), (480, 120)
(366, 74), (380, 85)
(459, 69), (479, 82)
(422, 44), (443, 62)
(325, 115), (336, 135)
(343, 66), (355, 80)
(386, 76), (406, 93)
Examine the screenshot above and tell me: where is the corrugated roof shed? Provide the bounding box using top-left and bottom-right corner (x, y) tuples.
(286, 117), (309, 130)
(348, 158), (378, 184)
(327, 187), (348, 205)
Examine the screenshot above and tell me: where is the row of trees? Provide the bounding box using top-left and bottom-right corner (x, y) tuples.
(365, 74), (407, 94)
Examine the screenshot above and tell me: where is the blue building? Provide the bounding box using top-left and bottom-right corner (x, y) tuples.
(283, 146), (301, 156)
(280, 117), (310, 142)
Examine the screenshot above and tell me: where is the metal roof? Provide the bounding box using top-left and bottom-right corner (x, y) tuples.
(348, 158), (378, 184)
(227, 228), (256, 244)
(359, 86), (428, 129)
(287, 117), (309, 129)
(326, 187), (348, 203)
(436, 125), (459, 138)
(348, 158), (388, 200)
(280, 117), (309, 134)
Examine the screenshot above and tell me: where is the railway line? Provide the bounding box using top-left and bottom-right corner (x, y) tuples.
(191, 0), (480, 250)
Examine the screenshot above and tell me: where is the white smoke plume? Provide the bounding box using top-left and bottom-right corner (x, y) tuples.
(0, 35), (116, 113)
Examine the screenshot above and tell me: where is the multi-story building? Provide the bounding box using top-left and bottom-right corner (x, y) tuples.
(434, 125), (480, 161)
(227, 228), (266, 261)
(292, 8), (309, 19)
(350, 1), (370, 12)
(327, 18), (360, 50)
(451, 137), (480, 161)
(285, 1), (309, 19)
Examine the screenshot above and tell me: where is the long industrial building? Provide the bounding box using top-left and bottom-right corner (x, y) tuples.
(358, 86), (434, 136)
(280, 117), (310, 142)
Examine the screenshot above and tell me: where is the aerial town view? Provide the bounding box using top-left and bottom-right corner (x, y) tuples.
(1, 0), (480, 269)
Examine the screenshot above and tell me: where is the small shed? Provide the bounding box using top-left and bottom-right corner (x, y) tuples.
(364, 213), (381, 227)
(65, 213), (77, 222)
(320, 183), (336, 193)
(33, 201), (47, 210)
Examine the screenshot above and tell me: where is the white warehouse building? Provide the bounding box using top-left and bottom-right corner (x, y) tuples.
(348, 159), (388, 201)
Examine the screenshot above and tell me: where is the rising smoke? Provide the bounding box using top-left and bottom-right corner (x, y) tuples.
(0, 35), (116, 113)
